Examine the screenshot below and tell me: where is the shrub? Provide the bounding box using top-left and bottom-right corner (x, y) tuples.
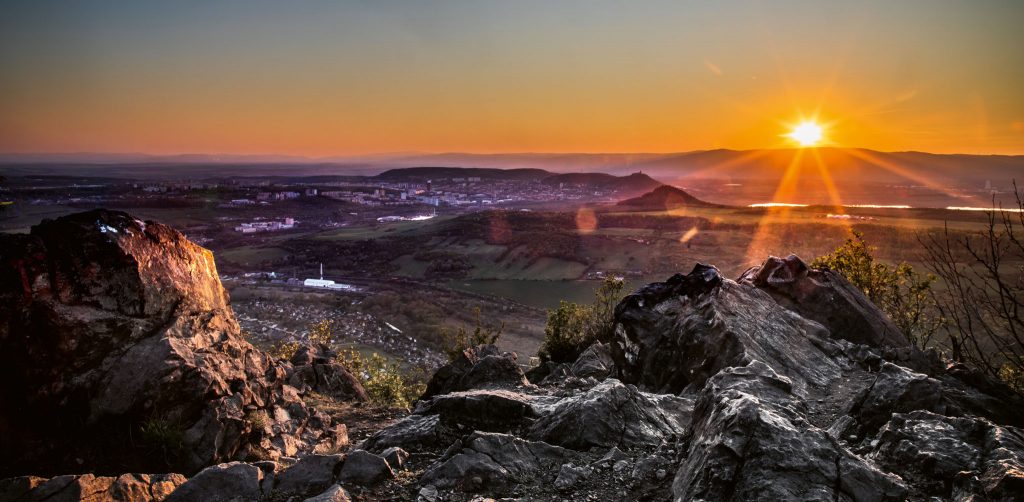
(307, 319), (333, 347)
(440, 307), (503, 360)
(812, 230), (941, 349)
(539, 277), (626, 363)
(337, 348), (426, 409)
(267, 340), (301, 361)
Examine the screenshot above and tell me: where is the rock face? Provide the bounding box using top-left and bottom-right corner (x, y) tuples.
(675, 361), (907, 501)
(3, 216), (1023, 502)
(354, 255), (1023, 501)
(421, 344), (529, 399)
(612, 262), (844, 395)
(0, 210), (357, 477)
(738, 254), (908, 348)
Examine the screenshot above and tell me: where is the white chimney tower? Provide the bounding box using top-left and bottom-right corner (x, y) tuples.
(320, 262), (324, 280)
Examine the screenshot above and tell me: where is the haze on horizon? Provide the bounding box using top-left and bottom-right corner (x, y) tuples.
(2, 0), (1023, 157)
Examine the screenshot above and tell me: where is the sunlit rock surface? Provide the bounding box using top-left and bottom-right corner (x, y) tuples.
(0, 210), (355, 477)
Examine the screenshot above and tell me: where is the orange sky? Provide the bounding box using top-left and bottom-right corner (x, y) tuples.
(1, 1), (1023, 156)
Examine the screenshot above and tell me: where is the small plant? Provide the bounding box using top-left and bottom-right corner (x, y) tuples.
(307, 319), (333, 347)
(337, 348), (427, 409)
(539, 276), (626, 363)
(267, 340), (301, 361)
(244, 410), (268, 431)
(440, 307), (504, 360)
(999, 363), (1024, 394)
(137, 418), (184, 466)
(812, 230), (941, 349)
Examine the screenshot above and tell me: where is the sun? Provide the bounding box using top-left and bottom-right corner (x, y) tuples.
(788, 121), (823, 147)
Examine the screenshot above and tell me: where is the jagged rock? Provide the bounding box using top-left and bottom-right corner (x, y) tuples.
(631, 454), (670, 481)
(527, 379), (690, 450)
(380, 447), (410, 471)
(417, 485), (440, 502)
(0, 210), (355, 476)
(553, 463), (590, 491)
(274, 454), (344, 499)
(337, 450), (394, 486)
(591, 447), (630, 469)
(299, 483), (352, 499)
(844, 362), (943, 435)
(938, 364), (1024, 428)
(302, 484), (351, 502)
(869, 410), (1024, 499)
(360, 415), (449, 453)
(612, 263), (844, 395)
(569, 342), (614, 380)
(0, 473), (187, 502)
(165, 462), (265, 502)
(421, 345), (529, 399)
(524, 361), (559, 385)
(674, 361), (907, 501)
(420, 432), (570, 493)
(412, 389), (539, 433)
(738, 254), (908, 348)
(288, 361), (368, 402)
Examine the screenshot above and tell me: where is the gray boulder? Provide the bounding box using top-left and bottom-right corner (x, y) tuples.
(844, 362), (943, 435)
(738, 254), (908, 348)
(527, 379), (690, 450)
(869, 410), (1024, 499)
(674, 361), (907, 501)
(302, 484), (351, 502)
(165, 462), (265, 502)
(337, 450), (394, 486)
(359, 415), (449, 453)
(612, 263), (844, 396)
(569, 342), (614, 380)
(421, 345), (529, 399)
(412, 389), (539, 433)
(274, 454), (344, 499)
(420, 432), (570, 493)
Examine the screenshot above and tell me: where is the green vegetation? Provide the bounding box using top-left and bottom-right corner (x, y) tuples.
(539, 277), (626, 363)
(440, 307), (504, 360)
(137, 418), (185, 466)
(812, 230), (941, 349)
(267, 340), (301, 361)
(337, 348), (426, 409)
(307, 319), (333, 346)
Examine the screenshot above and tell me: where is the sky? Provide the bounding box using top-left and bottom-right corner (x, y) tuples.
(1, 0), (1023, 156)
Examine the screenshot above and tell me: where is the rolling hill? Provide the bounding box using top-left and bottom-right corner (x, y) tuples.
(615, 185), (725, 210)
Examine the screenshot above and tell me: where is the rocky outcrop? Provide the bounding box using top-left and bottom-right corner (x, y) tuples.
(868, 410), (1024, 499)
(527, 379), (690, 450)
(4, 217), (1023, 502)
(675, 361), (907, 501)
(0, 473), (186, 502)
(612, 262), (844, 396)
(738, 254), (908, 348)
(0, 210), (358, 477)
(421, 344), (529, 399)
(419, 432), (570, 493)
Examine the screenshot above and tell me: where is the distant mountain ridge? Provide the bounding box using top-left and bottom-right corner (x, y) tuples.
(541, 171), (662, 194)
(3, 148), (1022, 187)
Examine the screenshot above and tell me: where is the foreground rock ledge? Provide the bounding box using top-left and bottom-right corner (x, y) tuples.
(0, 210), (360, 477)
(2, 211), (1023, 501)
